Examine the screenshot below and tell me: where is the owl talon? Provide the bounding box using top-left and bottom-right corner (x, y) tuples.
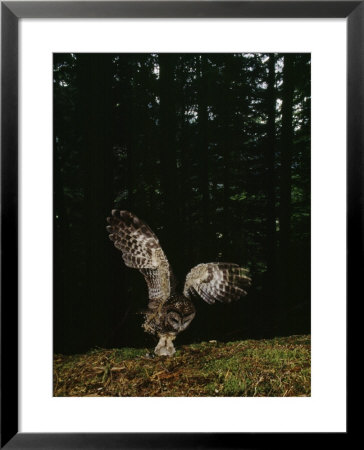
(155, 334), (176, 357)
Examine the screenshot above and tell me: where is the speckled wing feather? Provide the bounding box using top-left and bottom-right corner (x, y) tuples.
(183, 263), (251, 305)
(106, 210), (174, 308)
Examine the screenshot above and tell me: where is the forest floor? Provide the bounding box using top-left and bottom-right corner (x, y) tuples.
(54, 334), (310, 397)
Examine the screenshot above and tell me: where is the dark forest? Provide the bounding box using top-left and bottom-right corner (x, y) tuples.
(54, 53), (310, 355)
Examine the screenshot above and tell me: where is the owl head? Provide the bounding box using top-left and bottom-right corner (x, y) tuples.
(163, 297), (196, 335)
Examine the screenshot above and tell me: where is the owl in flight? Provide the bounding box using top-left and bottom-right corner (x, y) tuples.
(106, 210), (251, 356)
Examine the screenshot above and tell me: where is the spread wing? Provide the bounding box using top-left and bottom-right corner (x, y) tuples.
(183, 263), (251, 305)
(106, 210), (174, 309)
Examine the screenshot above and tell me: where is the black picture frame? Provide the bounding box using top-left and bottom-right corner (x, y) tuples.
(1, 1), (356, 448)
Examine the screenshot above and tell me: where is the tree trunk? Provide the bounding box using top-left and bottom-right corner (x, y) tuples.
(279, 54), (295, 306)
(77, 54), (114, 346)
(197, 55), (210, 255)
(265, 54), (277, 289)
(159, 54), (179, 258)
(222, 71), (232, 257)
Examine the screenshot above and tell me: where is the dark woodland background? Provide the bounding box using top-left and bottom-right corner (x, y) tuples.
(54, 53), (310, 355)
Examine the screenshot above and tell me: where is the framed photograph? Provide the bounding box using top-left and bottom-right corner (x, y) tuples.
(2, 1), (355, 447)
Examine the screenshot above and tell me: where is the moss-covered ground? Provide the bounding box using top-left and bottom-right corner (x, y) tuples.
(54, 334), (310, 397)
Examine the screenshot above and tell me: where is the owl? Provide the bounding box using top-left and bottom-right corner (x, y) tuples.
(106, 210), (251, 356)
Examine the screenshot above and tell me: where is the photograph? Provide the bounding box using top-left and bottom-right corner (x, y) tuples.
(53, 52), (311, 397)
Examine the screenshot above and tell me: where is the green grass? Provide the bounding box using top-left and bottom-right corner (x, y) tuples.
(54, 334), (310, 397)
